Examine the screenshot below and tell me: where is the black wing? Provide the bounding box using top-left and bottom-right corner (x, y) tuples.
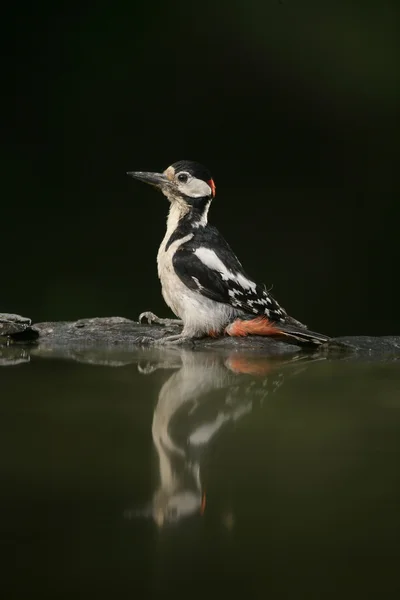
(172, 226), (289, 323)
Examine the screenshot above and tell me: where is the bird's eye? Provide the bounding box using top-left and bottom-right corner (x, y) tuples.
(177, 173), (189, 183)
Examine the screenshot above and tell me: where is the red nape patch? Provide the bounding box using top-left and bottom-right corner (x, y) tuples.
(225, 317), (282, 337)
(207, 179), (216, 197)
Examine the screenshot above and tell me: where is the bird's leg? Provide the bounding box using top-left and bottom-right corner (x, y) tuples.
(139, 311), (183, 327)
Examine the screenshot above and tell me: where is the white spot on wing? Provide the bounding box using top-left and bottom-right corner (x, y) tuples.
(228, 289), (243, 298)
(192, 276), (203, 290)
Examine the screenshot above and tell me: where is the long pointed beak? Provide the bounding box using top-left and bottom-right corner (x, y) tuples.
(127, 171), (170, 190)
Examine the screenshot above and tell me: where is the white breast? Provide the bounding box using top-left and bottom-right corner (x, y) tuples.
(157, 231), (194, 318)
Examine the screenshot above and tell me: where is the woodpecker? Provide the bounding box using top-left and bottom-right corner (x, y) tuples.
(128, 160), (329, 346)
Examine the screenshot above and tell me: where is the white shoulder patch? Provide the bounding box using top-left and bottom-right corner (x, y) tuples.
(194, 247), (257, 292)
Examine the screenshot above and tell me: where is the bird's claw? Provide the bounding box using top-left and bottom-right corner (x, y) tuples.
(139, 311), (160, 325)
(139, 311), (183, 327)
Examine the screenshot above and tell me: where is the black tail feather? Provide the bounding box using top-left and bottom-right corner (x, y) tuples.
(278, 324), (330, 346)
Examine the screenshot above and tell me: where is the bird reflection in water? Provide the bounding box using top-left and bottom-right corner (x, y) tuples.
(125, 350), (320, 527)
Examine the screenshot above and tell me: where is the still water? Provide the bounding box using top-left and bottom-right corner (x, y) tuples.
(1, 346), (400, 598)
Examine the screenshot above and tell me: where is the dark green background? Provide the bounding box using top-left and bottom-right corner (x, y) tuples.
(3, 0), (399, 336)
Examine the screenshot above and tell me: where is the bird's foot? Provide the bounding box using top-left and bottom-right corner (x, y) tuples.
(155, 334), (195, 347)
(139, 311), (183, 327)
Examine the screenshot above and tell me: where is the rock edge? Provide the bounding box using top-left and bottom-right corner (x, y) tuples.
(1, 313), (399, 358)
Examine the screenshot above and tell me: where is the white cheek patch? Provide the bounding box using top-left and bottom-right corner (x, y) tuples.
(178, 177), (212, 198)
(194, 247), (257, 292)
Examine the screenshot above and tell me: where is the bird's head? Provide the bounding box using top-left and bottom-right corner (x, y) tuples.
(127, 160), (216, 214)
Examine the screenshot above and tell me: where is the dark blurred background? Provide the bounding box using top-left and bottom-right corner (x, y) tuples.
(3, 0), (399, 336)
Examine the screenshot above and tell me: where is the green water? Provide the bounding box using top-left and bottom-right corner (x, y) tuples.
(1, 347), (400, 598)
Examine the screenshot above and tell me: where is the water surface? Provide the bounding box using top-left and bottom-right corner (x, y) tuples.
(1, 346), (399, 598)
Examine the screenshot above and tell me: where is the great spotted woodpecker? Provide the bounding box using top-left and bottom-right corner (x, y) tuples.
(128, 160), (329, 346)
